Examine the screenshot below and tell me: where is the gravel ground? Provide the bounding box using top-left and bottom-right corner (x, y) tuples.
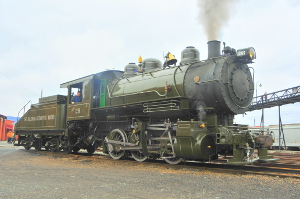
(0, 142), (300, 199)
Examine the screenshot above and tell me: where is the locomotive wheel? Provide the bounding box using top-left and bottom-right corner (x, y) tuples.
(131, 150), (148, 162)
(129, 132), (148, 162)
(164, 157), (183, 165)
(107, 129), (128, 160)
(72, 147), (80, 153)
(87, 145), (96, 155)
(62, 146), (73, 154)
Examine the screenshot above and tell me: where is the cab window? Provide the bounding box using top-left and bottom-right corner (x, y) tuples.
(70, 83), (83, 104)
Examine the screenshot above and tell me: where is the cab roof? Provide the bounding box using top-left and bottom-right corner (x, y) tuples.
(60, 70), (123, 88)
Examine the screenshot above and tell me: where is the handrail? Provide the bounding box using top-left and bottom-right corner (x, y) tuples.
(251, 85), (300, 106)
(107, 85), (168, 98)
(17, 100), (31, 122)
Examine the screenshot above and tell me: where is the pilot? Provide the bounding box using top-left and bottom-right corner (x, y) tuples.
(71, 91), (82, 104)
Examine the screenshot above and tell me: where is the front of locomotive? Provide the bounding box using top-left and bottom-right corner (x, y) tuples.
(182, 40), (256, 116)
(178, 41), (278, 164)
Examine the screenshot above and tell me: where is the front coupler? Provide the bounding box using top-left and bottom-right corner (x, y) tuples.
(257, 148), (279, 163)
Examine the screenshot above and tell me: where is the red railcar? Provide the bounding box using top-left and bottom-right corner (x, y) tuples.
(0, 114), (15, 141)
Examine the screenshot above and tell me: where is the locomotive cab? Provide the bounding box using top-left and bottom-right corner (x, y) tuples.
(61, 75), (94, 121)
(60, 70), (124, 121)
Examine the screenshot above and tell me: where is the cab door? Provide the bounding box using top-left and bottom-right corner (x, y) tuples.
(99, 79), (106, 107)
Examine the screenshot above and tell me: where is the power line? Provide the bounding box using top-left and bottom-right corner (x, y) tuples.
(0, 70), (40, 97)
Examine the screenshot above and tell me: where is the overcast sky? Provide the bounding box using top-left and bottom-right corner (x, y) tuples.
(1, 0), (300, 126)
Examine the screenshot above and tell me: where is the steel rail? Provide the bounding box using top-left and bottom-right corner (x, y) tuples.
(35, 150), (300, 179)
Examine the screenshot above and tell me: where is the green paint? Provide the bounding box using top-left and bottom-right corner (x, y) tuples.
(100, 79), (106, 107)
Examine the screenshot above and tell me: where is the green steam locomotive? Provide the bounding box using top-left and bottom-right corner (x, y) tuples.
(15, 40), (277, 165)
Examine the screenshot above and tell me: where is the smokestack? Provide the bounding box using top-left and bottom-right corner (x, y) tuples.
(207, 40), (221, 59)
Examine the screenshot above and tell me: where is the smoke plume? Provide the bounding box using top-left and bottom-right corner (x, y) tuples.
(197, 0), (240, 40)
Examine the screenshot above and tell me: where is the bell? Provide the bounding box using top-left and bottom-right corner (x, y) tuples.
(165, 52), (177, 66)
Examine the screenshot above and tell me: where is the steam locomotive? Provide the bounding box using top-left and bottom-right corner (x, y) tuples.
(15, 40), (277, 165)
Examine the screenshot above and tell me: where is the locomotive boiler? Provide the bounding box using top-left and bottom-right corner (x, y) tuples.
(15, 40), (277, 165)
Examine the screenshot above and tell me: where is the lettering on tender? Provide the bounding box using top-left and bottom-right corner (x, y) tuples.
(24, 115), (55, 122)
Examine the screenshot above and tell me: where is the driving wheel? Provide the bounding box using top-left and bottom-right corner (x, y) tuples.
(107, 129), (128, 160)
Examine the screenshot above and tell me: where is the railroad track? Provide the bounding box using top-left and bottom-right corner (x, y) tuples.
(35, 149), (300, 179)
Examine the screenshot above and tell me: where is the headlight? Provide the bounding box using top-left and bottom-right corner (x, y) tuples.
(236, 47), (256, 62)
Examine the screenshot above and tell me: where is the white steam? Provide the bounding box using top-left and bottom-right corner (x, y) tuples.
(193, 101), (206, 121)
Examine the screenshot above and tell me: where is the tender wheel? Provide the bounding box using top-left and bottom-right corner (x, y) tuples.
(48, 139), (59, 152)
(44, 141), (50, 151)
(23, 138), (31, 150)
(49, 144), (58, 152)
(107, 129), (128, 160)
(164, 157), (183, 165)
(34, 139), (42, 151)
(131, 151), (148, 162)
(24, 145), (31, 150)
